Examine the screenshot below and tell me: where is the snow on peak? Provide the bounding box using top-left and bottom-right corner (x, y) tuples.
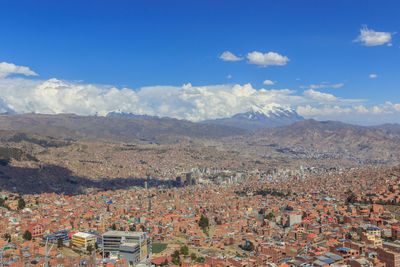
(249, 104), (294, 117)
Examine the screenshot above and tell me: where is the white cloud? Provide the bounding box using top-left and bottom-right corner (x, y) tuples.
(297, 102), (400, 125)
(369, 74), (378, 78)
(263, 80), (275, 85)
(354, 105), (369, 113)
(300, 83), (344, 89)
(1, 61), (400, 124)
(354, 26), (392, 46)
(371, 102), (400, 114)
(246, 51), (289, 67)
(297, 105), (352, 117)
(302, 89), (340, 103)
(0, 62), (38, 78)
(227, 74), (232, 79)
(219, 51), (243, 62)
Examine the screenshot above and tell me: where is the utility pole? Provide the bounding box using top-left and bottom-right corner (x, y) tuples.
(92, 249), (98, 267)
(0, 238), (10, 267)
(45, 238), (55, 267)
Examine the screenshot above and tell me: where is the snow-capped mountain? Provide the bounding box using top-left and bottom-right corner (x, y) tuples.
(106, 111), (157, 119)
(204, 104), (304, 130)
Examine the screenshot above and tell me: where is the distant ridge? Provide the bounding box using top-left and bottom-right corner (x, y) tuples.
(203, 104), (304, 130)
(0, 114), (399, 163)
(237, 119), (400, 163)
(0, 113), (246, 144)
(106, 111), (158, 119)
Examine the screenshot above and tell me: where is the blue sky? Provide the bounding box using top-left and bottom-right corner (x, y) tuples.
(0, 0), (399, 124)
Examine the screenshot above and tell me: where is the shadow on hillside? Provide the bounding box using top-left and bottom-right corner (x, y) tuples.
(0, 164), (177, 195)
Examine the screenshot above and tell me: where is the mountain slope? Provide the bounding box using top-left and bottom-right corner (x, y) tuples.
(204, 105), (304, 130)
(0, 114), (246, 144)
(231, 119), (400, 163)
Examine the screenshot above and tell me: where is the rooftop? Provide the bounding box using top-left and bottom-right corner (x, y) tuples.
(73, 232), (95, 239)
(103, 231), (146, 238)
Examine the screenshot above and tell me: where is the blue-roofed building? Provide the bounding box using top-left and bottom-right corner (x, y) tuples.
(313, 260), (326, 266)
(316, 256), (335, 264)
(336, 247), (350, 252)
(325, 252), (344, 262)
(43, 230), (70, 243)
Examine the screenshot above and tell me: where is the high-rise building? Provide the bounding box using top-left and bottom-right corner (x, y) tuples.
(71, 232), (97, 250)
(377, 247), (400, 267)
(102, 231), (151, 266)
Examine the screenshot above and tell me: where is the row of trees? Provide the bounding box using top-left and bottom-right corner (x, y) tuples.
(255, 188), (292, 198)
(170, 245), (204, 265)
(0, 196), (25, 210)
(235, 188), (294, 198)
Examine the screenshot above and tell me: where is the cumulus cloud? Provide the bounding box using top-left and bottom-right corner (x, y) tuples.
(296, 102), (400, 125)
(246, 51), (289, 67)
(0, 75), (364, 121)
(0, 62), (38, 78)
(354, 26), (392, 46)
(219, 51), (243, 61)
(370, 102), (400, 114)
(297, 105), (352, 117)
(263, 80), (275, 85)
(369, 74), (378, 78)
(0, 61), (400, 124)
(303, 89), (346, 104)
(227, 74), (232, 79)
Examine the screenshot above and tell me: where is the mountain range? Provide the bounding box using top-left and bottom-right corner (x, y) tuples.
(0, 112), (400, 165)
(109, 104), (305, 130)
(203, 105), (304, 130)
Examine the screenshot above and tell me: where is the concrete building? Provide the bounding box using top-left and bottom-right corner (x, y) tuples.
(71, 232), (97, 250)
(377, 247), (400, 267)
(102, 231), (151, 266)
(287, 212), (302, 227)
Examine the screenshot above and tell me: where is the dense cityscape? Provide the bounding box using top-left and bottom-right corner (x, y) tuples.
(1, 1), (400, 266)
(2, 141), (400, 267)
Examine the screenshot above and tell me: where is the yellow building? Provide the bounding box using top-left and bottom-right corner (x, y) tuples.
(71, 232), (97, 250)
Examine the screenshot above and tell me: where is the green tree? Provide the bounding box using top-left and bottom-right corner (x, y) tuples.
(265, 212), (274, 220)
(345, 190), (357, 204)
(172, 250), (180, 258)
(171, 256), (180, 265)
(95, 242), (99, 250)
(190, 253), (197, 261)
(22, 230), (32, 241)
(198, 215), (209, 231)
(111, 223), (117, 230)
(195, 256), (204, 263)
(161, 259), (169, 266)
(18, 198), (26, 210)
(87, 244), (94, 253)
(129, 224), (136, 231)
(179, 245), (189, 256)
(57, 237), (63, 248)
(171, 249), (181, 264)
(3, 233), (11, 241)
